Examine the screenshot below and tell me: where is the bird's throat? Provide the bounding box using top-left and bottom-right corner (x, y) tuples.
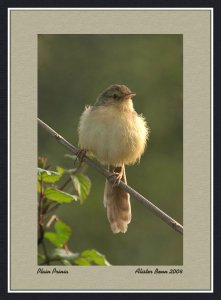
(115, 98), (134, 112)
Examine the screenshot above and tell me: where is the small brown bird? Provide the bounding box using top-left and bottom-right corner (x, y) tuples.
(78, 84), (149, 233)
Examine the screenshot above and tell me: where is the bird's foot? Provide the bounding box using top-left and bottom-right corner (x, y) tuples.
(75, 149), (87, 163)
(113, 172), (123, 186)
(112, 164), (124, 187)
(107, 174), (121, 190)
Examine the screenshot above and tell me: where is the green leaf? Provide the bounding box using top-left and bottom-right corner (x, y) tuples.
(45, 187), (78, 203)
(74, 257), (91, 266)
(71, 174), (91, 204)
(44, 220), (71, 248)
(56, 166), (65, 175)
(38, 167), (63, 183)
(37, 182), (41, 193)
(44, 232), (58, 247)
(78, 249), (110, 266)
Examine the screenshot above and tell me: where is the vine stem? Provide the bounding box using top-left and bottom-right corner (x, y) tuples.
(38, 118), (183, 235)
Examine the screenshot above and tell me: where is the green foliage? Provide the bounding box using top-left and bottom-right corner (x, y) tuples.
(44, 220), (71, 248)
(44, 187), (78, 203)
(37, 181), (41, 193)
(48, 248), (110, 266)
(71, 174), (91, 204)
(51, 248), (79, 260)
(75, 249), (110, 266)
(37, 156), (110, 266)
(38, 167), (64, 183)
(50, 249), (78, 266)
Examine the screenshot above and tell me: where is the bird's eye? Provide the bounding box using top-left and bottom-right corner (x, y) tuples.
(113, 94), (118, 99)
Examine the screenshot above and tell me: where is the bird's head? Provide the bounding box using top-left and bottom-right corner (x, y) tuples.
(95, 84), (136, 107)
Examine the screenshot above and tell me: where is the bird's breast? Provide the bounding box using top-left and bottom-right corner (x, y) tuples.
(78, 104), (149, 165)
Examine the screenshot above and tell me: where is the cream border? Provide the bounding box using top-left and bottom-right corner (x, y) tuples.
(8, 8), (212, 292)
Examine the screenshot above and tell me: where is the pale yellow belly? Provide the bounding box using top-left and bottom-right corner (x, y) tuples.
(78, 105), (148, 165)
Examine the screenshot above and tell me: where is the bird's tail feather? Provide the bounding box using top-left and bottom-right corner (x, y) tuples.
(104, 165), (131, 233)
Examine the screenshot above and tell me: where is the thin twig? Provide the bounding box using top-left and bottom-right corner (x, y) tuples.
(44, 203), (60, 216)
(59, 177), (72, 190)
(38, 118), (183, 235)
(46, 214), (59, 228)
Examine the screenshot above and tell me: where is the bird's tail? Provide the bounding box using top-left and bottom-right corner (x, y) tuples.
(104, 165), (131, 233)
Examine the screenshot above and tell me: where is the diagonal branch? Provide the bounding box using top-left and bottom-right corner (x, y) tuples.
(38, 118), (183, 235)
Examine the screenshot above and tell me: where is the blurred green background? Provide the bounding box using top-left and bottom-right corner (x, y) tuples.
(38, 34), (183, 265)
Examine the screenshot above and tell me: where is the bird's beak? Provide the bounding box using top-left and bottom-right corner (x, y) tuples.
(123, 92), (136, 100)
(129, 92), (136, 98)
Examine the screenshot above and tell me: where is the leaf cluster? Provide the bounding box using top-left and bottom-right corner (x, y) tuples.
(37, 156), (110, 266)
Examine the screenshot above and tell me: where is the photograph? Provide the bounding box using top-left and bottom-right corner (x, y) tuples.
(37, 34), (183, 267)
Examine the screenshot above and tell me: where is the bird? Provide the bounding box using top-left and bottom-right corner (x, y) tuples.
(78, 84), (149, 233)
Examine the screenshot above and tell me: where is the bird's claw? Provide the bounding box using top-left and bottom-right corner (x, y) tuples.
(107, 167), (124, 188)
(112, 171), (123, 186)
(75, 149), (87, 163)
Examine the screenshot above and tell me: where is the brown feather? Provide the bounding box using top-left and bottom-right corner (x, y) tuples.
(104, 166), (131, 233)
